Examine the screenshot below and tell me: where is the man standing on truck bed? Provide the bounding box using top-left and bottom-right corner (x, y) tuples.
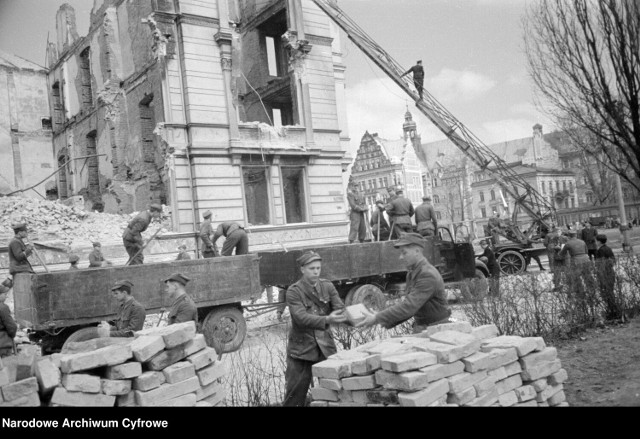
(122, 204), (163, 265)
(108, 280), (146, 337)
(163, 273), (197, 325)
(347, 182), (368, 243)
(415, 195), (437, 237)
(283, 251), (348, 407)
(386, 189), (414, 238)
(212, 222), (249, 256)
(8, 222), (34, 276)
(199, 210), (217, 258)
(89, 242), (111, 268)
(356, 233), (451, 333)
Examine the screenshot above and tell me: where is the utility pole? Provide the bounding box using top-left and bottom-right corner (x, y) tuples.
(615, 173), (633, 254)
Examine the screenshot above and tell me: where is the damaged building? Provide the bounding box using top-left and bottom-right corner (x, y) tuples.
(46, 0), (351, 246)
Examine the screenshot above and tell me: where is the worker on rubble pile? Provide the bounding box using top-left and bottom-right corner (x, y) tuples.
(89, 242), (111, 268)
(356, 233), (451, 333)
(175, 244), (192, 261)
(386, 189), (414, 239)
(347, 182), (368, 243)
(370, 200), (391, 241)
(8, 222), (34, 276)
(122, 204), (163, 265)
(68, 254), (80, 270)
(199, 210), (217, 258)
(163, 273), (197, 325)
(415, 195), (437, 237)
(400, 60), (424, 100)
(102, 280), (146, 337)
(0, 284), (17, 358)
(283, 251), (347, 407)
(212, 222), (249, 256)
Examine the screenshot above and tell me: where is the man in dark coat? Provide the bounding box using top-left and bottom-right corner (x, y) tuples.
(0, 284), (17, 358)
(370, 200), (390, 241)
(199, 210), (217, 258)
(8, 222), (34, 276)
(558, 229), (590, 266)
(283, 251), (347, 407)
(163, 273), (198, 325)
(212, 222), (249, 256)
(415, 195), (437, 237)
(357, 233), (450, 333)
(595, 234), (615, 261)
(580, 222), (598, 261)
(400, 60), (425, 100)
(386, 189), (415, 238)
(347, 183), (368, 243)
(175, 244), (192, 261)
(122, 204), (162, 265)
(595, 234), (617, 319)
(108, 280), (146, 337)
(479, 239), (500, 296)
(89, 242), (110, 268)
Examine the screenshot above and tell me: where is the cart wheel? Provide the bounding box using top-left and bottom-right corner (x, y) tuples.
(497, 250), (527, 275)
(61, 327), (100, 352)
(202, 306), (247, 354)
(344, 284), (386, 311)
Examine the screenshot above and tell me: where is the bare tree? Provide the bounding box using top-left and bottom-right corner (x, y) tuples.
(524, 0), (640, 192)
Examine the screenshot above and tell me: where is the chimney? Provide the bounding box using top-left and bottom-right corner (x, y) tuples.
(56, 4), (79, 53)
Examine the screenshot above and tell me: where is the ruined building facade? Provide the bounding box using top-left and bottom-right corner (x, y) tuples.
(46, 0), (351, 246)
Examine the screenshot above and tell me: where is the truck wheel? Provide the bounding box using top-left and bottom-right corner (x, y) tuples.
(61, 327), (100, 351)
(202, 307), (247, 354)
(344, 285), (386, 311)
(497, 250), (526, 275)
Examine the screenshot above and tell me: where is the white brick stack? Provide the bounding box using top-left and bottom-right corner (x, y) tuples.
(310, 322), (570, 407)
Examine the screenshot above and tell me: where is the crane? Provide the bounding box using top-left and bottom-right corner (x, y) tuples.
(311, 0), (555, 248)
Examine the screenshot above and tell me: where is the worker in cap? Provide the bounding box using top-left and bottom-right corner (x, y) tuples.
(68, 254), (80, 270)
(479, 239), (500, 296)
(356, 232), (451, 333)
(415, 195), (437, 238)
(385, 188), (415, 239)
(346, 181), (368, 244)
(370, 199), (390, 241)
(212, 221), (249, 256)
(558, 228), (590, 266)
(163, 273), (197, 325)
(0, 283), (17, 358)
(122, 203), (163, 265)
(199, 210), (217, 258)
(283, 250), (347, 406)
(89, 241), (111, 268)
(8, 222), (34, 276)
(101, 280), (147, 337)
(400, 60), (424, 100)
(176, 244), (192, 261)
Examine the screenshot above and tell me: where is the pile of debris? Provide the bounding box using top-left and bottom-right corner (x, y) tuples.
(0, 322), (226, 407)
(309, 322), (568, 407)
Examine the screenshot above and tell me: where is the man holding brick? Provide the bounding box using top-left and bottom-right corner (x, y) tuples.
(163, 273), (198, 325)
(283, 251), (348, 407)
(356, 233), (451, 332)
(105, 280), (146, 337)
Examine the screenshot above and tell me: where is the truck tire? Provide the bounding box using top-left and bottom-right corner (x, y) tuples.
(497, 250), (526, 275)
(344, 284), (386, 311)
(61, 327), (100, 351)
(202, 306), (247, 354)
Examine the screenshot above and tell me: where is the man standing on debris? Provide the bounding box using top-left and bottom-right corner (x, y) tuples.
(580, 221), (598, 261)
(89, 242), (110, 268)
(163, 273), (198, 325)
(415, 195), (437, 237)
(370, 200), (391, 241)
(400, 60), (424, 100)
(68, 254), (80, 270)
(122, 204), (163, 265)
(8, 222), (34, 276)
(212, 222), (249, 256)
(386, 189), (414, 238)
(0, 284), (17, 358)
(199, 210), (217, 258)
(357, 233), (450, 333)
(283, 251), (348, 407)
(558, 229), (590, 266)
(347, 182), (368, 243)
(106, 280), (146, 337)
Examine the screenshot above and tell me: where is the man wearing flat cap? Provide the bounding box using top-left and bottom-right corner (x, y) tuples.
(357, 233), (450, 332)
(370, 200), (390, 241)
(8, 222), (34, 276)
(89, 242), (110, 268)
(107, 280), (146, 337)
(283, 251), (348, 407)
(163, 273), (197, 325)
(346, 182), (368, 244)
(212, 222), (249, 256)
(68, 254), (80, 270)
(199, 210), (217, 258)
(415, 195), (437, 237)
(122, 203), (163, 265)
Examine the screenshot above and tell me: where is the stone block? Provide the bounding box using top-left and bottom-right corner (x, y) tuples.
(187, 347), (217, 370)
(197, 361), (225, 387)
(60, 344), (132, 373)
(135, 321), (196, 347)
(351, 390), (368, 405)
(351, 355), (382, 376)
(195, 381), (224, 402)
(309, 387), (339, 402)
(366, 403), (386, 407)
(470, 324), (499, 341)
(524, 378), (548, 393)
(50, 354), (63, 369)
(105, 362), (142, 380)
(413, 341), (477, 364)
(497, 390), (518, 407)
(342, 374), (378, 391)
(536, 383), (563, 402)
(481, 336), (537, 357)
(474, 376), (496, 396)
(448, 371), (488, 393)
(183, 334), (207, 357)
(427, 395), (449, 407)
(519, 347), (558, 370)
(116, 392), (136, 407)
(495, 374), (523, 395)
(146, 345), (187, 371)
(514, 399), (538, 407)
(461, 351), (492, 373)
(134, 376), (201, 406)
(329, 350), (370, 361)
(421, 321), (473, 337)
(61, 337), (131, 355)
(201, 389), (225, 407)
(464, 387), (498, 407)
(159, 393), (197, 407)
(62, 374), (101, 393)
(328, 402), (364, 407)
(504, 361), (522, 377)
(318, 378), (342, 391)
(51, 388), (115, 407)
(531, 337), (547, 351)
(0, 392), (40, 407)
(487, 367), (507, 382)
(447, 386), (476, 405)
(548, 369), (569, 386)
(312, 360), (352, 379)
(15, 352), (37, 381)
(429, 330), (478, 347)
(556, 401), (570, 407)
(131, 336), (166, 363)
(310, 401), (328, 407)
(365, 389), (398, 405)
(134, 371), (166, 391)
(381, 352), (437, 373)
(514, 385), (536, 402)
(337, 389), (353, 402)
(0, 367), (10, 387)
(398, 378), (449, 407)
(548, 390), (566, 406)
(163, 361), (196, 384)
(418, 361), (465, 382)
(35, 358), (60, 395)
(101, 379), (132, 396)
(362, 341), (413, 357)
(374, 370), (431, 392)
(520, 359), (562, 382)
(344, 304), (369, 325)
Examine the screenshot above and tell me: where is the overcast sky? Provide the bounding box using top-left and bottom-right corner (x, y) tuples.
(0, 0), (552, 158)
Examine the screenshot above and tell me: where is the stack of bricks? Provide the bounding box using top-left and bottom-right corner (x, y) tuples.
(310, 322), (569, 407)
(0, 353), (42, 407)
(33, 321), (226, 407)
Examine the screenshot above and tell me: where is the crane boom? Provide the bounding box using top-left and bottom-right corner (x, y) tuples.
(311, 0), (555, 240)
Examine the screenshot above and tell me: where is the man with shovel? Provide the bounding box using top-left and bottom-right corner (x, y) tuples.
(122, 204), (163, 265)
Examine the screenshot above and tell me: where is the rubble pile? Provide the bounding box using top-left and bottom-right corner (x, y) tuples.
(0, 322), (226, 407)
(310, 322), (569, 407)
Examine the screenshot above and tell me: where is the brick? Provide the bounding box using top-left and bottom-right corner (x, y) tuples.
(365, 389), (398, 405)
(418, 361), (465, 382)
(342, 374), (378, 391)
(62, 374), (101, 393)
(514, 399), (538, 407)
(461, 351), (491, 373)
(375, 370), (431, 392)
(135, 321), (197, 349)
(328, 402), (364, 407)
(0, 392), (40, 407)
(310, 401), (329, 407)
(448, 371), (488, 393)
(60, 344), (132, 373)
(159, 393), (197, 407)
(549, 369), (569, 386)
(413, 341), (478, 363)
(344, 304), (369, 325)
(0, 367), (10, 387)
(61, 337), (131, 355)
(351, 390), (368, 405)
(131, 336), (166, 363)
(471, 324), (499, 340)
(101, 379), (132, 396)
(51, 388), (116, 407)
(134, 376), (201, 406)
(366, 403), (386, 407)
(520, 359), (562, 381)
(496, 374), (523, 395)
(50, 354), (63, 369)
(309, 387), (339, 401)
(514, 385), (536, 402)
(1, 376), (38, 402)
(312, 360), (352, 379)
(429, 330), (478, 347)
(337, 389), (353, 402)
(201, 389), (225, 406)
(504, 361), (522, 377)
(548, 390), (566, 406)
(318, 378), (342, 391)
(487, 367), (507, 382)
(187, 347), (217, 370)
(196, 381), (225, 402)
(447, 386), (477, 405)
(381, 352), (437, 372)
(531, 337), (547, 351)
(536, 384), (563, 402)
(464, 387), (498, 407)
(362, 341), (413, 357)
(197, 361), (225, 387)
(134, 371), (166, 391)
(351, 355), (382, 376)
(421, 321), (473, 337)
(116, 392), (136, 407)
(105, 362), (142, 380)
(163, 361), (196, 384)
(474, 376), (496, 396)
(398, 378), (449, 407)
(525, 378), (548, 392)
(146, 344), (187, 371)
(330, 350), (370, 361)
(519, 347), (558, 370)
(498, 390), (518, 407)
(35, 358), (60, 395)
(481, 336), (537, 357)
(183, 334), (207, 356)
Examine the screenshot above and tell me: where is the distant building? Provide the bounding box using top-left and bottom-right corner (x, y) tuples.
(0, 50), (55, 198)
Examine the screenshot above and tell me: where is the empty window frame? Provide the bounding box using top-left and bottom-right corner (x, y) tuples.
(281, 166), (307, 224)
(243, 167), (271, 226)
